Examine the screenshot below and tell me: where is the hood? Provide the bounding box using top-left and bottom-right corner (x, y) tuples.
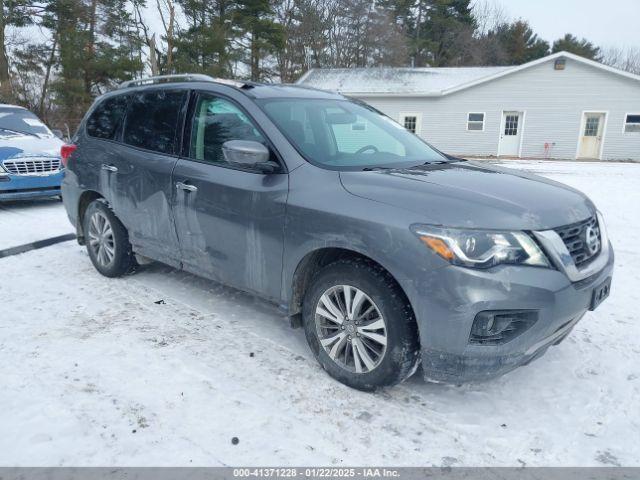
(339, 161), (595, 230)
(0, 133), (64, 161)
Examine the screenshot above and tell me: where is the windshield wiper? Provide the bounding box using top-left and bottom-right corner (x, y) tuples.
(426, 155), (465, 165)
(362, 166), (393, 171)
(0, 127), (39, 138)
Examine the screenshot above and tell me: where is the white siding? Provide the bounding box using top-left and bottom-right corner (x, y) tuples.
(356, 58), (640, 161)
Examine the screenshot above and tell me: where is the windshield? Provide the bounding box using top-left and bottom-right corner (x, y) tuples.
(0, 107), (52, 137)
(258, 98), (448, 169)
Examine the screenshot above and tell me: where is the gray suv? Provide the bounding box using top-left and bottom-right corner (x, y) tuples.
(61, 74), (614, 390)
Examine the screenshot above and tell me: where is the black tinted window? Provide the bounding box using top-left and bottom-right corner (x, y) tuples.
(190, 94), (266, 165)
(86, 95), (128, 140)
(123, 90), (186, 155)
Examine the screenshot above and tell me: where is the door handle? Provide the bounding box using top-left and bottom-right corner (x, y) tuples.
(101, 164), (118, 173)
(176, 181), (198, 192)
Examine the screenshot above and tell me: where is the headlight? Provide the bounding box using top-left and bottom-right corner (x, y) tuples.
(412, 225), (549, 269)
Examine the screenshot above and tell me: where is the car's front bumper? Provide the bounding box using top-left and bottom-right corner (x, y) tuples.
(411, 243), (614, 383)
(0, 170), (63, 200)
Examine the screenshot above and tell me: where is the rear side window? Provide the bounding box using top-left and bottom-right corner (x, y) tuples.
(123, 89), (187, 155)
(86, 95), (128, 140)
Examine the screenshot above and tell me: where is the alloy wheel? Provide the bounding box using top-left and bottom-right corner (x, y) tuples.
(88, 211), (116, 268)
(315, 285), (387, 374)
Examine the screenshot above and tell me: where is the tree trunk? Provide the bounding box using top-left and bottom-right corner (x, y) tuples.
(0, 0), (13, 102)
(149, 34), (159, 75)
(165, 0), (174, 71)
(251, 30), (259, 81)
(39, 35), (58, 119)
(84, 0), (99, 95)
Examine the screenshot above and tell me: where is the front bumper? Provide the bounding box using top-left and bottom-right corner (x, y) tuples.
(412, 243), (614, 383)
(0, 170), (63, 200)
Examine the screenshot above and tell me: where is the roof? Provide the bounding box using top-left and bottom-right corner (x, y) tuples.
(244, 84), (344, 100)
(297, 66), (511, 95)
(296, 51), (640, 97)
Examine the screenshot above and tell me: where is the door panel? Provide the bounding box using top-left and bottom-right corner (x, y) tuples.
(578, 113), (605, 159)
(172, 92), (288, 300)
(172, 161), (288, 300)
(498, 112), (522, 157)
(109, 144), (180, 261)
(107, 88), (188, 263)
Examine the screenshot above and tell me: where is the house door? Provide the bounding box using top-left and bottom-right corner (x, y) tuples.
(498, 111), (523, 157)
(578, 113), (605, 159)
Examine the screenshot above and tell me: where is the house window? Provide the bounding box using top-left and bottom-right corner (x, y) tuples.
(467, 113), (485, 131)
(399, 113), (421, 134)
(584, 116), (601, 137)
(404, 116), (417, 133)
(504, 114), (519, 135)
(624, 114), (640, 133)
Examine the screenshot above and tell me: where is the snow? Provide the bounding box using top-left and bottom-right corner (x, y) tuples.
(0, 159), (639, 466)
(297, 66), (511, 95)
(0, 198), (72, 250)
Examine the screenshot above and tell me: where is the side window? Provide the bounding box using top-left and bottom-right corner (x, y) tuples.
(190, 94), (266, 165)
(123, 89), (186, 155)
(86, 95), (128, 140)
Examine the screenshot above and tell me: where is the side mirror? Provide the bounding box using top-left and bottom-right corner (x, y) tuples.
(222, 140), (277, 173)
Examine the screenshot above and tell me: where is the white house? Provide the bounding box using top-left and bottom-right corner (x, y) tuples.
(296, 52), (640, 161)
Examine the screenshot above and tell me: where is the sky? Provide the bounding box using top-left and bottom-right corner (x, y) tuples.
(477, 0), (639, 49)
(19, 0), (640, 56)
(139, 1), (639, 52)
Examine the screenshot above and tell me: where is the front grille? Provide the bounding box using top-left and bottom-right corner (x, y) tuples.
(554, 215), (602, 268)
(2, 157), (62, 176)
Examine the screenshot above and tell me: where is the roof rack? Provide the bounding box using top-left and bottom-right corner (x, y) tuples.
(118, 74), (248, 89)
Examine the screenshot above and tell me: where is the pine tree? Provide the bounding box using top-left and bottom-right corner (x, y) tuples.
(172, 0), (238, 77)
(36, 0), (144, 129)
(407, 0), (475, 67)
(234, 0), (283, 80)
(552, 34), (601, 61)
(489, 20), (550, 65)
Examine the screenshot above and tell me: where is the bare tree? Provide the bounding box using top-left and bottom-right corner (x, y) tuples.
(157, 0), (176, 72)
(602, 46), (640, 75)
(472, 0), (508, 37)
(133, 1), (159, 75)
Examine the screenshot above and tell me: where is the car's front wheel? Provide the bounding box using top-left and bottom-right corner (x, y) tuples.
(302, 258), (420, 391)
(83, 199), (136, 277)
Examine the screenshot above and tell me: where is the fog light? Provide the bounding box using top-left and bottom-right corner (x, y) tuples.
(470, 310), (538, 345)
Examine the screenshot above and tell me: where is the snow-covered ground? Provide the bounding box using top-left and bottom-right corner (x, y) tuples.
(0, 160), (638, 467)
(0, 198), (71, 250)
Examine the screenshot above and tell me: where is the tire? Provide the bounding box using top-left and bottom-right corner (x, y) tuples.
(302, 258), (420, 391)
(83, 199), (136, 277)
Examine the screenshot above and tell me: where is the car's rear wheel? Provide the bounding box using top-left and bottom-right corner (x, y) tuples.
(83, 199), (136, 277)
(302, 258), (420, 391)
